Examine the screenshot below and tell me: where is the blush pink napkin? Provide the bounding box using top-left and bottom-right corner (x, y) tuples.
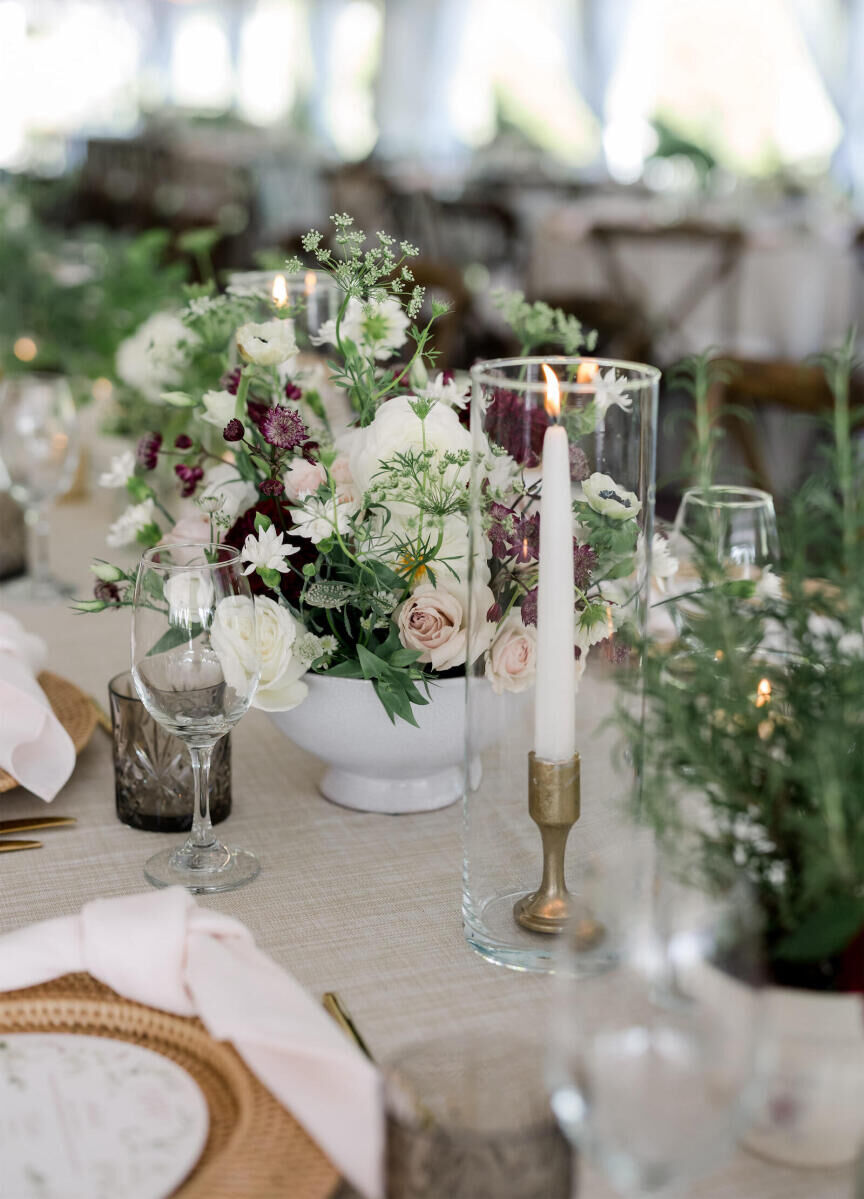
(0, 888), (383, 1199)
(0, 611), (75, 800)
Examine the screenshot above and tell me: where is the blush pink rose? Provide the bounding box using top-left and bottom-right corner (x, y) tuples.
(284, 458), (327, 502)
(163, 513), (217, 564)
(396, 580), (494, 671)
(485, 612), (536, 694)
(330, 454), (353, 485)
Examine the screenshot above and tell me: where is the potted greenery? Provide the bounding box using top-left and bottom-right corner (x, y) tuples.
(623, 335), (864, 1166)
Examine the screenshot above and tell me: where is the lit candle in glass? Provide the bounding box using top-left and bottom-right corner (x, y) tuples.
(271, 274), (288, 309)
(534, 364), (576, 763)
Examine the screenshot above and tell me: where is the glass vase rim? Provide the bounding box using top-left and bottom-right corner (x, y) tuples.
(681, 484), (775, 510)
(140, 542), (243, 571)
(469, 355), (661, 392)
(108, 669), (140, 702)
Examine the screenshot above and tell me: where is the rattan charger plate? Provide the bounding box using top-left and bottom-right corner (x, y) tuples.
(0, 671), (98, 793)
(0, 974), (340, 1199)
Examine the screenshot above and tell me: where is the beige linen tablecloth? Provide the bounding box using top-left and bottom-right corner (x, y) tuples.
(0, 489), (851, 1199)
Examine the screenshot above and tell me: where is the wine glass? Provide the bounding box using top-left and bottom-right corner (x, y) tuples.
(0, 373), (79, 601)
(131, 543), (261, 893)
(548, 844), (765, 1197)
(670, 485), (780, 581)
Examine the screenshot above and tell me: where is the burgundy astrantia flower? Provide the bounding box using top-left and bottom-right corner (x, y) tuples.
(485, 389), (549, 467)
(573, 543), (596, 592)
(260, 477), (285, 497)
(224, 500), (316, 605)
(174, 433), (193, 450)
(175, 463), (204, 498)
(94, 579), (121, 603)
(521, 588), (538, 626)
(488, 503), (540, 564)
(223, 419), (244, 443)
(284, 380), (302, 401)
(136, 432), (162, 471)
(221, 367), (242, 396)
(260, 405), (308, 450)
(487, 601), (503, 623)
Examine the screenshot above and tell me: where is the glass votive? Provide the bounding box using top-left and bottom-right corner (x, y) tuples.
(108, 671), (231, 832)
(384, 1034), (573, 1199)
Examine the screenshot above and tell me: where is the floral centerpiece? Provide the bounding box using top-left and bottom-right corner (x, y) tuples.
(78, 215), (647, 738)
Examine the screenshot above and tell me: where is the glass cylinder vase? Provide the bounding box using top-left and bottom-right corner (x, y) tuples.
(463, 357), (659, 973)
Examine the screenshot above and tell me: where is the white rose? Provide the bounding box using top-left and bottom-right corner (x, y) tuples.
(252, 596), (309, 711)
(349, 395), (472, 497)
(284, 458), (327, 502)
(395, 578), (494, 671)
(165, 570), (214, 626)
(581, 472), (641, 521)
(201, 389), (237, 428)
(485, 612), (536, 695)
(198, 463), (257, 523)
(210, 595), (259, 697)
(236, 319), (298, 367)
(115, 312), (196, 402)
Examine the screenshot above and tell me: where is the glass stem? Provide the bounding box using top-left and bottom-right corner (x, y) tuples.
(188, 742), (216, 849)
(25, 504), (51, 585)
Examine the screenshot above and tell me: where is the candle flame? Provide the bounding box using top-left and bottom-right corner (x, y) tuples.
(271, 274), (288, 308)
(755, 678), (772, 708)
(541, 363), (560, 420)
(577, 361), (599, 384)
(304, 271), (317, 296)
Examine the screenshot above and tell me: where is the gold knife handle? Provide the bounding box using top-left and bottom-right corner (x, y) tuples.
(0, 817), (77, 835)
(0, 839), (42, 853)
(322, 992), (375, 1061)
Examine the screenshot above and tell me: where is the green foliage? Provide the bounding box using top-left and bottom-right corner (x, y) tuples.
(624, 337), (864, 987)
(666, 350), (740, 490)
(493, 289), (598, 357)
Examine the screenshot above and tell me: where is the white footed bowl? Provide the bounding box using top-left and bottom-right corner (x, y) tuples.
(268, 675), (467, 814)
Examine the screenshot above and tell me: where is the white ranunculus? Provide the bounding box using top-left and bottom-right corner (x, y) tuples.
(201, 389), (237, 428)
(115, 312), (196, 403)
(349, 395), (472, 497)
(485, 612), (537, 694)
(210, 595), (259, 698)
(197, 463), (257, 523)
(252, 596), (309, 711)
(106, 499), (156, 548)
(98, 451), (136, 489)
(236, 319), (298, 367)
(312, 296), (409, 361)
(581, 472), (641, 521)
(165, 570), (215, 626)
(395, 577), (494, 671)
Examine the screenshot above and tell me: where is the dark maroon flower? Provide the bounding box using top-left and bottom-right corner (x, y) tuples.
(136, 432), (162, 471)
(487, 601), (503, 623)
(284, 380), (302, 401)
(489, 503), (539, 563)
(512, 513), (540, 563)
(260, 405), (308, 450)
(221, 367), (242, 396)
(246, 400), (268, 431)
(573, 543), (597, 592)
(521, 588), (538, 626)
(569, 445), (589, 483)
(174, 434), (193, 450)
(260, 477), (285, 497)
(224, 500), (316, 605)
(223, 418), (244, 443)
(175, 463), (204, 498)
(485, 389), (549, 467)
(94, 579), (121, 603)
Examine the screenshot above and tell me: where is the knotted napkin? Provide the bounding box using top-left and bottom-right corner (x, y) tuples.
(0, 888), (383, 1199)
(0, 611), (75, 800)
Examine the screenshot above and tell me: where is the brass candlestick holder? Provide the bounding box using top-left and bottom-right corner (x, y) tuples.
(514, 751), (580, 934)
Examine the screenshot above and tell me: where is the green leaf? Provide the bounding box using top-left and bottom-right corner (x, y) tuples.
(126, 476), (154, 502)
(388, 647), (423, 668)
(323, 659), (364, 679)
(774, 896), (864, 962)
(141, 571), (165, 602)
(177, 227), (220, 257)
(357, 644), (387, 680)
(146, 622), (203, 658)
(254, 512), (272, 534)
(136, 523), (162, 548)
